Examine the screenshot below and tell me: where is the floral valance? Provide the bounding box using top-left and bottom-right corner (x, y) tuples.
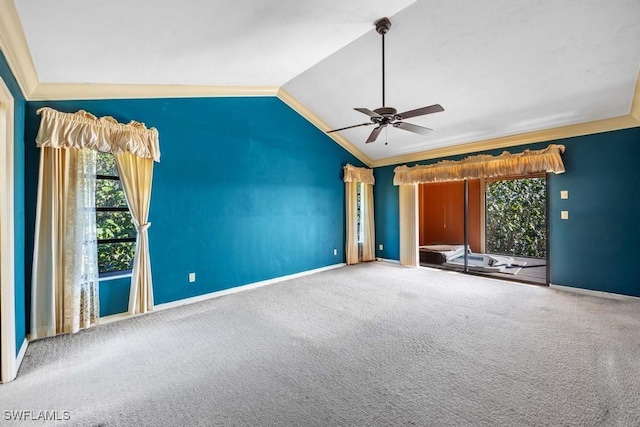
(393, 144), (565, 185)
(36, 107), (161, 162)
(343, 164), (375, 185)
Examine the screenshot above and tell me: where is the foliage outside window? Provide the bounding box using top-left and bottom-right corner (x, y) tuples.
(356, 183), (363, 244)
(96, 152), (135, 275)
(485, 177), (546, 258)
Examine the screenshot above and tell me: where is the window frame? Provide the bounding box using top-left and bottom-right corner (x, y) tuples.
(96, 159), (136, 278)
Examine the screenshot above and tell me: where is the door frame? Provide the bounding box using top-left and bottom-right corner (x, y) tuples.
(0, 75), (16, 383)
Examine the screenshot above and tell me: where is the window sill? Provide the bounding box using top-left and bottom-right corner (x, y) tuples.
(99, 271), (133, 282)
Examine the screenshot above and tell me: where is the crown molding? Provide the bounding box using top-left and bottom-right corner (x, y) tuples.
(0, 0), (38, 97)
(277, 88), (373, 167)
(0, 0), (278, 101)
(371, 114), (640, 168)
(30, 83), (279, 100)
(631, 71), (640, 121)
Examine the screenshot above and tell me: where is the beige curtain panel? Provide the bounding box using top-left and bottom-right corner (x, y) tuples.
(399, 184), (419, 267)
(343, 164), (376, 265)
(36, 107), (160, 162)
(393, 144), (566, 185)
(115, 152), (155, 315)
(31, 148), (100, 340)
(343, 164), (375, 185)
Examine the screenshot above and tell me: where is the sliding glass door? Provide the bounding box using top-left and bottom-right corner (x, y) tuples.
(484, 175), (547, 284)
(417, 180), (475, 268)
(418, 175), (548, 285)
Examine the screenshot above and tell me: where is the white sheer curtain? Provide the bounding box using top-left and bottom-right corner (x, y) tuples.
(345, 181), (359, 265)
(343, 164), (376, 265)
(361, 183), (375, 262)
(32, 107), (160, 338)
(67, 149), (100, 332)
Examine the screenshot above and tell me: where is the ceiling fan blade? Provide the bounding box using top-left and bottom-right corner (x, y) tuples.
(393, 121), (433, 135)
(366, 126), (384, 143)
(354, 108), (383, 119)
(327, 122), (374, 133)
(396, 104), (444, 120)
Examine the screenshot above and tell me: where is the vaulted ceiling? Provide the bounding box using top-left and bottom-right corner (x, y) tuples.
(2, 0), (640, 166)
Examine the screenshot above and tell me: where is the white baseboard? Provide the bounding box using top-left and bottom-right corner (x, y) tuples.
(550, 283), (640, 301)
(100, 312), (138, 325)
(377, 258), (400, 264)
(100, 263), (346, 323)
(155, 263), (346, 312)
(0, 339), (26, 384)
(14, 338), (28, 378)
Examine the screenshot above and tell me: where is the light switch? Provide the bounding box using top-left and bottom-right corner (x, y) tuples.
(561, 211), (569, 220)
(560, 190), (569, 199)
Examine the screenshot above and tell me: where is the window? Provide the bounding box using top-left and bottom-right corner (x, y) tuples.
(96, 152), (135, 275)
(356, 182), (364, 244)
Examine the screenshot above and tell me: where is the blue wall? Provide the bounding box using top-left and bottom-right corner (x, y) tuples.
(548, 129), (640, 296)
(99, 277), (130, 316)
(0, 50), (26, 354)
(373, 166), (400, 261)
(374, 128), (640, 297)
(24, 97), (361, 319)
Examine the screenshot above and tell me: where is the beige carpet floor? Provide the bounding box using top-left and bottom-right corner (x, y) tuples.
(1, 262), (639, 426)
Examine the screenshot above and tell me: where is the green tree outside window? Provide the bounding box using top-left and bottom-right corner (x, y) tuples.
(96, 152), (136, 273)
(485, 177), (546, 258)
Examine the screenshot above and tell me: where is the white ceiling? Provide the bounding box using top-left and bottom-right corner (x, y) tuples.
(14, 0), (415, 86)
(284, 0), (640, 160)
(13, 0), (640, 161)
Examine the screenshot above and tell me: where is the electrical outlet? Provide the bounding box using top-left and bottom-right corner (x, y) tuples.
(561, 211), (569, 220)
(379, 244), (384, 251)
(188, 272), (196, 283)
(560, 190), (569, 199)
(333, 249), (337, 256)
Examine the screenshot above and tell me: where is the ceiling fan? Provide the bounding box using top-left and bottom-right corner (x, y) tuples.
(327, 17), (444, 144)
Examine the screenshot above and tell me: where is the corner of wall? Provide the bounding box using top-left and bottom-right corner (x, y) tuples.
(630, 70), (640, 122)
(0, 0), (38, 98)
(276, 88), (374, 168)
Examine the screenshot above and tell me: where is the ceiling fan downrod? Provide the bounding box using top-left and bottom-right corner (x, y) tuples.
(375, 17), (392, 108)
(325, 16), (443, 144)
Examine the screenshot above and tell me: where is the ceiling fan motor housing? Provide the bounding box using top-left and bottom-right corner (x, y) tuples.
(372, 107), (398, 124)
(373, 107), (397, 117)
